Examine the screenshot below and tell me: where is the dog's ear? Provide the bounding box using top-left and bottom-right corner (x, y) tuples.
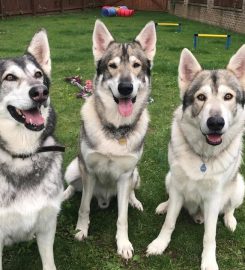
(227, 45), (245, 87)
(178, 48), (202, 98)
(93, 20), (114, 62)
(135, 21), (156, 62)
(27, 29), (51, 77)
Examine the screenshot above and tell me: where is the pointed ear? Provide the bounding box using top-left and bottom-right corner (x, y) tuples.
(27, 29), (51, 77)
(92, 20), (114, 62)
(227, 45), (245, 87)
(178, 48), (202, 98)
(135, 21), (156, 61)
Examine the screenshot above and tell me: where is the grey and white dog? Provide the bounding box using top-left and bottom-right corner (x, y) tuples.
(147, 46), (245, 270)
(64, 20), (156, 259)
(0, 30), (63, 270)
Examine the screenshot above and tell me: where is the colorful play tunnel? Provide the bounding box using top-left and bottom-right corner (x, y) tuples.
(101, 6), (134, 17)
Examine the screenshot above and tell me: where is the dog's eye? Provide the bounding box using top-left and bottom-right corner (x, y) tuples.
(108, 63), (117, 69)
(34, 71), (43, 79)
(197, 94), (206, 101)
(4, 74), (17, 81)
(224, 93), (233, 101)
(133, 62), (141, 68)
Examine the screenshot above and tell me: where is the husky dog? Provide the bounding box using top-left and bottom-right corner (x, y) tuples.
(64, 20), (156, 259)
(147, 46), (245, 269)
(0, 30), (64, 270)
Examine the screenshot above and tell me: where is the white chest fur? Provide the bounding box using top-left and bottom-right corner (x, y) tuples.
(0, 190), (62, 246)
(84, 145), (139, 183)
(168, 114), (243, 203)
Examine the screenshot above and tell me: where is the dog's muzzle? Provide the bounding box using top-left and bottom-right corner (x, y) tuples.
(112, 82), (137, 117)
(205, 116), (224, 146)
(7, 85), (48, 132)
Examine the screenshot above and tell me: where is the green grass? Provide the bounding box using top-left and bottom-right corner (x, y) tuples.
(1, 9), (245, 270)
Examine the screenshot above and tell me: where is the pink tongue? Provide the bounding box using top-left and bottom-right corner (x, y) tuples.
(118, 99), (133, 117)
(22, 109), (44, 126)
(207, 134), (222, 143)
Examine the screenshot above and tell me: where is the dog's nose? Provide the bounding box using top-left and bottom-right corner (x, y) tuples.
(207, 116), (225, 131)
(29, 85), (49, 104)
(118, 82), (133, 96)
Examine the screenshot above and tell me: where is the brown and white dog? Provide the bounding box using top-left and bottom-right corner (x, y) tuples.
(147, 46), (245, 270)
(64, 20), (156, 259)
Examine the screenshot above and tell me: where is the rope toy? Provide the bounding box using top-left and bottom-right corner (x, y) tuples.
(65, 76), (93, 99)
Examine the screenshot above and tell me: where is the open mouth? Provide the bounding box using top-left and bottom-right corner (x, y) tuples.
(113, 96), (136, 117)
(7, 105), (45, 131)
(206, 134), (222, 146)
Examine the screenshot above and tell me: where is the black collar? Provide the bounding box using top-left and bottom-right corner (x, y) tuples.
(11, 145), (65, 159)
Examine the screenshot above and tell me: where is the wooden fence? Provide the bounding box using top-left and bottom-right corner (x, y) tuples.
(0, 0), (104, 17)
(104, 0), (167, 11)
(0, 0), (168, 17)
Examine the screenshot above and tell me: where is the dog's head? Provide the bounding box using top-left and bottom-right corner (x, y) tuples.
(92, 20), (156, 121)
(179, 46), (245, 146)
(0, 29), (51, 132)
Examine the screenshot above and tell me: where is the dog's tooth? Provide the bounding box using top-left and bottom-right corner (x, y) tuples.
(16, 109), (22, 115)
(30, 118), (32, 125)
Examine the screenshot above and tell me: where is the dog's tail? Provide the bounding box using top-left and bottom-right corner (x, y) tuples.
(63, 157), (82, 201)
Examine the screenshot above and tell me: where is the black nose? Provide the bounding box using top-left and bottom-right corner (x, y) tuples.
(29, 85), (49, 104)
(118, 82), (133, 96)
(207, 116), (225, 131)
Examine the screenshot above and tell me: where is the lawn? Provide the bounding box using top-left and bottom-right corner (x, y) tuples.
(1, 8), (245, 270)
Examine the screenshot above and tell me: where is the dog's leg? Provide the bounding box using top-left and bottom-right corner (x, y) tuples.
(116, 172), (133, 259)
(147, 189), (183, 255)
(155, 199), (169, 215)
(63, 185), (75, 201)
(0, 241), (3, 270)
(155, 172), (171, 215)
(201, 199), (219, 270)
(63, 157), (82, 201)
(224, 209), (236, 232)
(129, 168), (143, 211)
(36, 217), (57, 270)
(129, 190), (143, 211)
(75, 175), (95, 241)
(224, 173), (244, 232)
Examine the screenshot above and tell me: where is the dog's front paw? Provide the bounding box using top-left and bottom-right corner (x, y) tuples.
(201, 260), (219, 270)
(146, 237), (168, 256)
(43, 266), (56, 270)
(117, 239), (134, 259)
(75, 229), (88, 241)
(155, 201), (168, 215)
(129, 197), (143, 211)
(201, 255), (219, 270)
(224, 214), (237, 232)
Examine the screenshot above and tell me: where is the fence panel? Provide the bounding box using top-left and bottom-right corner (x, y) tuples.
(104, 0), (167, 10)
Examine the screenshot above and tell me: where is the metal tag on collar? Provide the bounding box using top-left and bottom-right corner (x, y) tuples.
(200, 163), (207, 172)
(118, 137), (127, 145)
